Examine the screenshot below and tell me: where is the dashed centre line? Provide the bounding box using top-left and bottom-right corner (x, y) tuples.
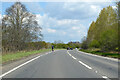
(78, 61), (92, 70)
(67, 51), (92, 70)
(67, 50), (111, 79)
(102, 76), (108, 78)
(72, 56), (77, 60)
(102, 76), (111, 80)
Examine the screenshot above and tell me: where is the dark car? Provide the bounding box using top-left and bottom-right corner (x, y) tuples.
(70, 48), (73, 50)
(67, 47), (70, 50)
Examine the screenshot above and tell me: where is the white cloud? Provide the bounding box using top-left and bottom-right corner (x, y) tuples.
(112, 6), (117, 9)
(0, 14), (2, 24)
(16, 2), (116, 43)
(24, 2), (43, 14)
(36, 13), (88, 42)
(44, 2), (104, 20)
(57, 19), (80, 26)
(70, 34), (74, 37)
(47, 28), (56, 33)
(72, 27), (80, 30)
(0, 14), (2, 20)
(62, 32), (66, 35)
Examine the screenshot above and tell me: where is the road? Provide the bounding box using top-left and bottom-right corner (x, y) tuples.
(1, 50), (119, 79)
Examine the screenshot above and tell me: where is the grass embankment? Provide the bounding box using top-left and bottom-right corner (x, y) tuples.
(2, 49), (51, 63)
(79, 48), (119, 59)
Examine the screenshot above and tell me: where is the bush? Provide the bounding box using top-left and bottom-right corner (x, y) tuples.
(89, 40), (100, 48)
(81, 40), (88, 49)
(99, 29), (118, 51)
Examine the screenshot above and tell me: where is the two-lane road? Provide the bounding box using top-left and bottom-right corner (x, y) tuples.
(1, 50), (119, 79)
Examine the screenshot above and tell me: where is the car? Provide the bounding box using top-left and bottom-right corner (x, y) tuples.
(70, 48), (73, 50)
(67, 47), (73, 50)
(67, 47), (70, 50)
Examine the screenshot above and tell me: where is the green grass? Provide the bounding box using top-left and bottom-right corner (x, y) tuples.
(2, 49), (51, 63)
(0, 55), (1, 64)
(80, 49), (119, 59)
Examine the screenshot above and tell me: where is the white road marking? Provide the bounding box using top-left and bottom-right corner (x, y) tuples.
(68, 53), (71, 56)
(102, 76), (108, 79)
(78, 61), (92, 70)
(72, 56), (77, 60)
(68, 50), (112, 79)
(95, 71), (98, 73)
(69, 54), (72, 56)
(0, 52), (50, 78)
(78, 51), (118, 62)
(102, 76), (111, 80)
(67, 51), (92, 70)
(67, 51), (71, 56)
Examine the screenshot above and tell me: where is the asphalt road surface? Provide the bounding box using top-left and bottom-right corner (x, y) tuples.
(1, 50), (119, 79)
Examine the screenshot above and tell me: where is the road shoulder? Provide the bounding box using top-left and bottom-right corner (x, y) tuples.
(2, 51), (50, 74)
(77, 50), (118, 62)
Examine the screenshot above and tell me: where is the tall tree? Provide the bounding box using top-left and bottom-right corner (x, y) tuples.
(117, 1), (120, 52)
(86, 6), (118, 51)
(2, 2), (42, 52)
(87, 21), (96, 43)
(94, 6), (118, 40)
(98, 6), (118, 51)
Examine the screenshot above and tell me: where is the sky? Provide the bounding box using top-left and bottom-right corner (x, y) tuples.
(1, 0), (117, 43)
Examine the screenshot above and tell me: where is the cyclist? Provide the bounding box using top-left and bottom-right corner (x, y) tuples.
(52, 45), (54, 51)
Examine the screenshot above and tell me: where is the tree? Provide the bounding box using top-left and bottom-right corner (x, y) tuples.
(117, 1), (120, 52)
(81, 37), (88, 49)
(89, 40), (100, 48)
(2, 2), (42, 52)
(99, 29), (118, 51)
(94, 6), (117, 40)
(87, 21), (96, 44)
(54, 40), (64, 44)
(86, 6), (118, 51)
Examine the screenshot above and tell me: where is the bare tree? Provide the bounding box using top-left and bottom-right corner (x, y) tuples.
(2, 2), (42, 52)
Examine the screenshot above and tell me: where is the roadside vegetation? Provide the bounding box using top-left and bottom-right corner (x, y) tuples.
(2, 49), (51, 63)
(80, 49), (119, 59)
(80, 3), (119, 59)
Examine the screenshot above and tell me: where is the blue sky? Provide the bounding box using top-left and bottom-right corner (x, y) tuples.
(1, 1), (116, 43)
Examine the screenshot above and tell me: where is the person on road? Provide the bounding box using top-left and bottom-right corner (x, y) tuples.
(52, 45), (54, 51)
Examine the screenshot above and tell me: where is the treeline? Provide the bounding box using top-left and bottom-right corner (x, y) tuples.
(81, 5), (118, 52)
(52, 41), (81, 49)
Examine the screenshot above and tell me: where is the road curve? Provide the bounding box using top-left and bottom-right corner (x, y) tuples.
(2, 50), (118, 79)
(69, 50), (118, 79)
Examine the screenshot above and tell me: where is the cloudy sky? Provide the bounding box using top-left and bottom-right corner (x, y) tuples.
(1, 0), (117, 43)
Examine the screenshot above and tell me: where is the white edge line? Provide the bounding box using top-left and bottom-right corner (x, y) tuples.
(0, 52), (50, 78)
(78, 51), (118, 62)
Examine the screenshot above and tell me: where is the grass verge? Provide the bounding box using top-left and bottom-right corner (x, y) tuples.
(2, 49), (51, 63)
(79, 49), (119, 59)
